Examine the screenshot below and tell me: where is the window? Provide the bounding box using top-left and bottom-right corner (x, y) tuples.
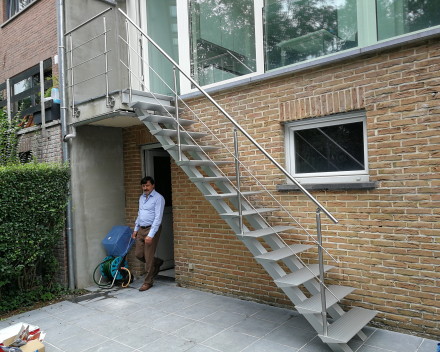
(6, 0), (35, 19)
(376, 0), (440, 41)
(285, 111), (369, 184)
(264, 0), (358, 70)
(189, 0), (257, 86)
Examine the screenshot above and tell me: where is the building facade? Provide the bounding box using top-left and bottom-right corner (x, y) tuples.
(62, 0), (440, 340)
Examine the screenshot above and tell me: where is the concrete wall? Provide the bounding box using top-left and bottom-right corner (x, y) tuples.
(70, 125), (126, 288)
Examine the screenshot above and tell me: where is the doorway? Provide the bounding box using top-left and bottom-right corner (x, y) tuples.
(142, 145), (174, 273)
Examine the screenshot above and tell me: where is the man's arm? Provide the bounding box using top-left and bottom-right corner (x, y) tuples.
(132, 196), (142, 239)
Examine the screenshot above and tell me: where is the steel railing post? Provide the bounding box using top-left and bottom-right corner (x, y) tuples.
(125, 20), (132, 103)
(234, 128), (243, 235)
(103, 16), (110, 107)
(316, 208), (328, 336)
(173, 66), (182, 162)
(6, 79), (11, 125)
(39, 61), (47, 136)
(69, 34), (76, 119)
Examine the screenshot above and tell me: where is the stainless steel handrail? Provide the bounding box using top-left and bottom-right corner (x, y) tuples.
(64, 7), (113, 36)
(118, 7), (338, 224)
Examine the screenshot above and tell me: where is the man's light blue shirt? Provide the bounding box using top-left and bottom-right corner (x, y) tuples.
(134, 189), (165, 238)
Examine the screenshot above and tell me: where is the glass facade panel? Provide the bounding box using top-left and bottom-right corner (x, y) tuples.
(377, 0), (440, 41)
(146, 0), (179, 95)
(264, 0), (358, 70)
(294, 121), (364, 174)
(189, 0), (256, 86)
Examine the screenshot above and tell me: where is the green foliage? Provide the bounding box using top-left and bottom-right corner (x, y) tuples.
(0, 162), (70, 312)
(0, 107), (23, 166)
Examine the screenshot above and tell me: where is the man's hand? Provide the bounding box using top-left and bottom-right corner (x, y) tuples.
(144, 236), (153, 245)
(132, 231), (137, 239)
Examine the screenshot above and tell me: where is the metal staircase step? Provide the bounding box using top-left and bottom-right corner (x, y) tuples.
(275, 264), (335, 287)
(150, 129), (208, 139)
(205, 191), (263, 200)
(177, 160), (232, 167)
(129, 101), (184, 114)
(255, 244), (313, 262)
(190, 176), (236, 183)
(164, 144), (220, 152)
(219, 208), (278, 218)
(319, 307), (378, 343)
(140, 114), (197, 127)
(295, 285), (356, 314)
(238, 225), (297, 238)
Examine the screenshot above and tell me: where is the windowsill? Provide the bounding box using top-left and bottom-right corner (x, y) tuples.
(276, 182), (377, 192)
(180, 26), (440, 100)
(1, 0), (41, 28)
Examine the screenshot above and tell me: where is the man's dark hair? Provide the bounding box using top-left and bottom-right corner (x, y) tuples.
(141, 176), (155, 185)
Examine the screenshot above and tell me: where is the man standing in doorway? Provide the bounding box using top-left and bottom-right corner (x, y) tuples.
(132, 176), (165, 291)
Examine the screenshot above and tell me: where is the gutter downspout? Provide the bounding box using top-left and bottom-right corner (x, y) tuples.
(57, 0), (75, 289)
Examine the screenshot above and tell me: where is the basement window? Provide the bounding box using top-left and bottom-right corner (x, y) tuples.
(285, 110), (369, 185)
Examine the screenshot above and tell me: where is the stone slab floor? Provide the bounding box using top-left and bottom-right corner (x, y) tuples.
(0, 277), (438, 352)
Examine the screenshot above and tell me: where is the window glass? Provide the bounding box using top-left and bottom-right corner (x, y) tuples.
(189, 0), (256, 86)
(6, 0), (34, 19)
(377, 0), (440, 41)
(294, 121), (364, 174)
(264, 0), (358, 70)
(146, 0), (179, 95)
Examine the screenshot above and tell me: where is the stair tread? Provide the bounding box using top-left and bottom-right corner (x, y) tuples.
(319, 307), (378, 343)
(177, 160), (232, 166)
(296, 285), (356, 314)
(164, 145), (220, 152)
(238, 225), (297, 238)
(275, 264), (335, 287)
(205, 191), (264, 200)
(150, 129), (208, 139)
(255, 244), (314, 261)
(219, 208), (278, 218)
(140, 114), (197, 127)
(190, 176), (236, 182)
(129, 101), (184, 114)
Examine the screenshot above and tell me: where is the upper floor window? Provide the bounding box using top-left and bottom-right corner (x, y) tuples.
(264, 0), (358, 70)
(377, 0), (440, 41)
(189, 0), (257, 86)
(6, 0), (35, 19)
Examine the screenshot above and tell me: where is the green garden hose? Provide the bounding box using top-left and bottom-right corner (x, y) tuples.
(92, 257), (130, 287)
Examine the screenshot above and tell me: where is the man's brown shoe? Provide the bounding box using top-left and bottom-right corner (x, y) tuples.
(139, 283), (153, 291)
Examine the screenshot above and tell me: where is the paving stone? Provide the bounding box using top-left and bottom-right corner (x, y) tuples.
(242, 339), (299, 352)
(123, 306), (170, 323)
(201, 310), (246, 328)
(137, 334), (196, 352)
(417, 339), (439, 352)
(203, 329), (258, 352)
(173, 321), (224, 343)
(229, 317), (280, 338)
(83, 339), (135, 351)
(252, 306), (296, 324)
(263, 324), (317, 349)
(363, 329), (423, 352)
(55, 330), (109, 352)
(113, 326), (166, 349)
(300, 335), (363, 352)
(174, 304), (220, 321)
(153, 313), (196, 333)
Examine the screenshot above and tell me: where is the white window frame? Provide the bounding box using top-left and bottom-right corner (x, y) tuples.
(285, 110), (369, 185)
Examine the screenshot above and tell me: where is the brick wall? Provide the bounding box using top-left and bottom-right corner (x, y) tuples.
(0, 0), (58, 82)
(170, 39), (440, 339)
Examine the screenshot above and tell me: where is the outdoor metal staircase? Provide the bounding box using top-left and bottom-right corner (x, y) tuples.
(116, 9), (378, 352)
(66, 8), (378, 352)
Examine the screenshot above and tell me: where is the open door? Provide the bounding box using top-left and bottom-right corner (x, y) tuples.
(143, 148), (174, 270)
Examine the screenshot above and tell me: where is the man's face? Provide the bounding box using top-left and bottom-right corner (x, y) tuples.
(142, 181), (154, 196)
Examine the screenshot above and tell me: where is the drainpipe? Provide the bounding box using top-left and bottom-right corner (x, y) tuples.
(57, 0), (75, 289)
